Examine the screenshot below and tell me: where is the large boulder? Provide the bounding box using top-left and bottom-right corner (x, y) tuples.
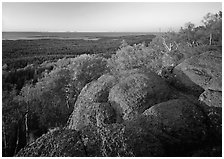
(17, 123), (164, 157)
(67, 74), (117, 130)
(199, 102), (222, 145)
(123, 123), (165, 156)
(109, 71), (171, 120)
(16, 99), (220, 157)
(142, 98), (208, 154)
(74, 123), (164, 157)
(188, 103), (222, 157)
(172, 51), (221, 96)
(16, 129), (86, 157)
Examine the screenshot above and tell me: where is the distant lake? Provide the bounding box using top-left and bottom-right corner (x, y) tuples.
(2, 32), (157, 40)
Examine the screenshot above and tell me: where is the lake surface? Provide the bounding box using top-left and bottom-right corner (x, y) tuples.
(2, 32), (157, 40)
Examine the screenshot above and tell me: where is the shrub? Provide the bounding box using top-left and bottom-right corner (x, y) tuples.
(107, 43), (162, 74)
(68, 54), (109, 91)
(18, 54), (109, 130)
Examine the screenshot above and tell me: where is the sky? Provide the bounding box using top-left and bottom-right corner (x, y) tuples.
(2, 2), (222, 32)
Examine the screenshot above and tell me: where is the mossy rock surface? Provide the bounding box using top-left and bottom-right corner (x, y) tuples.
(109, 71), (171, 120)
(16, 123), (165, 157)
(143, 99), (208, 149)
(16, 98), (221, 157)
(16, 129), (86, 157)
(67, 74), (117, 130)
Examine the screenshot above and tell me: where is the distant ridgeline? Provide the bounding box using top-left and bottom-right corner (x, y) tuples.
(2, 32), (157, 40)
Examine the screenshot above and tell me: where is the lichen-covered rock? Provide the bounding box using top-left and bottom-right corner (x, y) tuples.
(173, 51), (221, 96)
(78, 126), (103, 157)
(67, 74), (117, 130)
(16, 103), (219, 157)
(79, 122), (165, 157)
(96, 102), (117, 127)
(199, 103), (222, 145)
(199, 90), (222, 108)
(16, 123), (164, 157)
(16, 129), (86, 157)
(109, 71), (171, 120)
(142, 99), (208, 149)
(123, 120), (165, 156)
(190, 146), (222, 157)
(87, 124), (133, 157)
(97, 119), (165, 157)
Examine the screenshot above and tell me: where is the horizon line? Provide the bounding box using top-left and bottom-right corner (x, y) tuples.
(2, 31), (167, 33)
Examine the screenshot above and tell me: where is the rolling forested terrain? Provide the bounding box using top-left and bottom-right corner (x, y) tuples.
(2, 34), (155, 70)
(2, 11), (222, 157)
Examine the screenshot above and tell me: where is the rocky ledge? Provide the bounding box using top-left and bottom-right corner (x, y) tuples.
(16, 51), (222, 157)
